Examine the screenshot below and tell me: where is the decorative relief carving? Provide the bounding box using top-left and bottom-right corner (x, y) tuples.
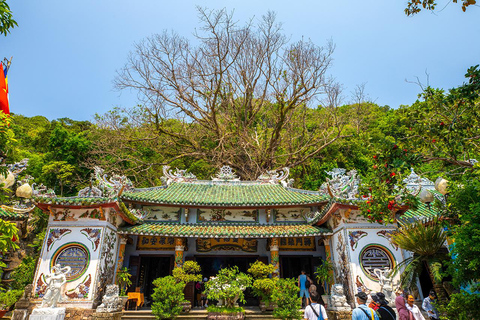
(51, 243), (90, 282)
(257, 167), (290, 185)
(65, 274), (92, 299)
(46, 228), (72, 251)
(320, 168), (360, 200)
(81, 228), (102, 251)
(197, 208), (257, 222)
(377, 230), (398, 250)
(162, 165), (197, 185)
(348, 230), (368, 251)
(196, 238), (257, 252)
(212, 165), (240, 181)
(360, 245), (395, 281)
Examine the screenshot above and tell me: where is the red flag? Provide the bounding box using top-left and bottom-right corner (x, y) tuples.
(0, 62), (10, 115)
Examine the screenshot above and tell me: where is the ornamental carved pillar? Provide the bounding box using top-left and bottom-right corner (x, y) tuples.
(270, 238), (280, 278)
(322, 235), (334, 289)
(174, 237), (185, 268)
(115, 235), (128, 281)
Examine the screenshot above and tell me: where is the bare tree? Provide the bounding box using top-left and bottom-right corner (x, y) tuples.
(96, 8), (348, 180)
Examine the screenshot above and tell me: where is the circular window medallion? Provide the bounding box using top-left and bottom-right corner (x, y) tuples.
(359, 245), (395, 281)
(51, 243), (90, 282)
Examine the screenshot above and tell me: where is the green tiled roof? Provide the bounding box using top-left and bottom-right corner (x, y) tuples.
(122, 182), (328, 207)
(0, 206), (29, 220)
(400, 201), (441, 223)
(34, 196), (115, 206)
(119, 222), (331, 238)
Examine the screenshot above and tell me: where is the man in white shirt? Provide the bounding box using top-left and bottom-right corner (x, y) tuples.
(304, 292), (328, 320)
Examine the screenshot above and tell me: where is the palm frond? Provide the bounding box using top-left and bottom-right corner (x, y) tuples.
(392, 218), (446, 257)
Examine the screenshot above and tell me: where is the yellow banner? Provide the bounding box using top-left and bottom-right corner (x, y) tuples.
(267, 237), (316, 251)
(196, 238), (257, 252)
(137, 236), (179, 250)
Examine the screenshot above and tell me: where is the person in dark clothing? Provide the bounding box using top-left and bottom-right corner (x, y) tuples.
(376, 292), (396, 320)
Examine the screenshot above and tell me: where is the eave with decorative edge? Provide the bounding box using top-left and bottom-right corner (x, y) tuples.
(33, 196), (139, 225)
(118, 221), (332, 238)
(0, 205), (31, 221)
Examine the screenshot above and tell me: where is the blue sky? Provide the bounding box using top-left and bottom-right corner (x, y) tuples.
(1, 0), (479, 121)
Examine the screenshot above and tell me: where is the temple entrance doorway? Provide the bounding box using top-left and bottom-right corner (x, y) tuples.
(137, 255), (173, 306)
(196, 255), (260, 306)
(280, 255), (314, 284)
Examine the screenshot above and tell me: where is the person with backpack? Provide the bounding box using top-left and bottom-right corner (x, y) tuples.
(298, 270), (312, 307)
(352, 292), (380, 320)
(375, 292), (396, 320)
(304, 292), (328, 320)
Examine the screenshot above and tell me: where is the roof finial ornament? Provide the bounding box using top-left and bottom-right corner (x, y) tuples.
(320, 168), (360, 200)
(212, 165), (240, 181)
(162, 165), (197, 185)
(92, 167), (134, 197)
(257, 167), (290, 185)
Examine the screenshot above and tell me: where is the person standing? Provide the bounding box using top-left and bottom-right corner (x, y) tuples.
(395, 295), (413, 320)
(422, 291), (439, 320)
(375, 293), (396, 320)
(298, 270), (312, 307)
(304, 292), (328, 320)
(352, 292), (379, 320)
(406, 295), (425, 320)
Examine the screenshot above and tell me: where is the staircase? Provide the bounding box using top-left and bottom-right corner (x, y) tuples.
(121, 307), (284, 320)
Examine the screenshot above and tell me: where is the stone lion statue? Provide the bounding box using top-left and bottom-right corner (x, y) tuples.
(328, 284), (351, 311)
(96, 284), (122, 313)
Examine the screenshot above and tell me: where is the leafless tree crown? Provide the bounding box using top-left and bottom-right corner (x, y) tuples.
(98, 8), (347, 181)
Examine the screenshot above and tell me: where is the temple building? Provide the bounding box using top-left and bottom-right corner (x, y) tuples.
(25, 165), (437, 310)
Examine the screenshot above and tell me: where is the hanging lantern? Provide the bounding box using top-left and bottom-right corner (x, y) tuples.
(419, 189), (434, 204)
(434, 177), (448, 195)
(16, 183), (33, 198)
(0, 170), (15, 188)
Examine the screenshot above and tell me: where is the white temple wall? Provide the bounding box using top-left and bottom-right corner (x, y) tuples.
(32, 207), (119, 309)
(329, 208), (403, 307)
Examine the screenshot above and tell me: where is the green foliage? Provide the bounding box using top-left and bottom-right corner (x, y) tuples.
(9, 256), (37, 291)
(391, 219), (447, 293)
(204, 266), (252, 309)
(444, 167), (480, 288)
(271, 278), (301, 320)
(0, 289), (22, 309)
(29, 229), (46, 254)
(41, 161), (75, 197)
(314, 255), (334, 294)
(0, 219), (19, 266)
(405, 0), (475, 16)
(206, 305), (245, 314)
(151, 275), (185, 320)
(172, 261), (202, 284)
(0, 0), (17, 36)
(359, 139), (420, 223)
(436, 290), (480, 320)
(116, 267), (132, 296)
(248, 261), (277, 304)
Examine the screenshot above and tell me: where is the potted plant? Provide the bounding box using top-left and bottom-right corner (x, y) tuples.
(271, 278), (302, 320)
(116, 267), (132, 309)
(151, 276), (186, 320)
(247, 260), (277, 312)
(0, 289), (23, 317)
(204, 266), (252, 320)
(172, 261), (202, 313)
(314, 254), (334, 305)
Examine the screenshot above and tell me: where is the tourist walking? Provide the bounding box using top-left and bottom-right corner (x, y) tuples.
(304, 292), (328, 320)
(352, 292), (379, 320)
(422, 290), (439, 320)
(395, 295), (413, 320)
(406, 295), (425, 320)
(298, 270), (312, 307)
(375, 293), (396, 320)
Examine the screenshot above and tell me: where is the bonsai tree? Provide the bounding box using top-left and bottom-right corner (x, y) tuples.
(116, 267), (132, 296)
(151, 276), (185, 320)
(172, 260), (202, 285)
(314, 255), (334, 295)
(204, 266), (252, 310)
(271, 278), (302, 320)
(247, 260), (277, 306)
